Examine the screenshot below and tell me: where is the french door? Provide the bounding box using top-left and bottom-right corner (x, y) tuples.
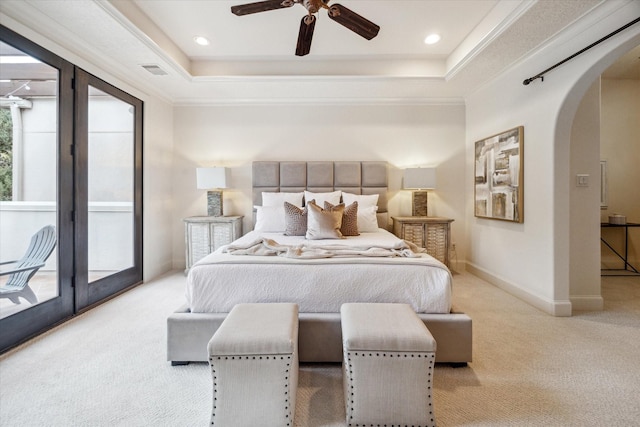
(0, 26), (142, 351)
(73, 70), (143, 311)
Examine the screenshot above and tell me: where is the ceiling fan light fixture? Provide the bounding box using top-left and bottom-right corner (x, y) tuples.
(193, 36), (210, 46)
(424, 34), (441, 45)
(230, 0), (380, 54)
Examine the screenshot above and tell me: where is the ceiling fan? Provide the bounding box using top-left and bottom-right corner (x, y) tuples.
(230, 0), (380, 56)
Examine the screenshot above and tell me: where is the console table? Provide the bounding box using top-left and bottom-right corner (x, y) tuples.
(600, 222), (639, 275)
(392, 216), (453, 268)
(184, 216), (243, 273)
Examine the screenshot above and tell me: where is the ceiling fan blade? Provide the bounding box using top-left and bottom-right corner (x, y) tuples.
(231, 0), (294, 16)
(327, 4), (380, 40)
(296, 15), (316, 57)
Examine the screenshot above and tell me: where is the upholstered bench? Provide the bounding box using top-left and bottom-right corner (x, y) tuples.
(207, 303), (299, 426)
(341, 303), (437, 427)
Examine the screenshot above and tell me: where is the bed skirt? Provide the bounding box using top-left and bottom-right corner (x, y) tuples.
(167, 305), (472, 364)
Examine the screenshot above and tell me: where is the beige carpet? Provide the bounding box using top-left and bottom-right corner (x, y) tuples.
(1, 271), (638, 426)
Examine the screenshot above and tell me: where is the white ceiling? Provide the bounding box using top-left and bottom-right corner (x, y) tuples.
(134, 0), (497, 59)
(0, 0), (636, 104)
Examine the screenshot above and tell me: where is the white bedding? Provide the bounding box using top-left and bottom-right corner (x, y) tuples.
(186, 228), (452, 314)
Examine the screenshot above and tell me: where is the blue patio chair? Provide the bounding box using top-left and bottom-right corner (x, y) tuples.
(0, 225), (56, 305)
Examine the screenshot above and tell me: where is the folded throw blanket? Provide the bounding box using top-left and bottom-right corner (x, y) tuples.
(223, 238), (425, 259)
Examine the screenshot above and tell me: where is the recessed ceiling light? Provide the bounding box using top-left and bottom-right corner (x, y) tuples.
(193, 36), (210, 46)
(424, 34), (441, 45)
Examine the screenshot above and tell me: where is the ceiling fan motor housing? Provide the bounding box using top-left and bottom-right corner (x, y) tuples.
(301, 0), (329, 14)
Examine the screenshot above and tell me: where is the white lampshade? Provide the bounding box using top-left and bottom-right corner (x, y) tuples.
(403, 167), (436, 190)
(196, 167), (230, 190)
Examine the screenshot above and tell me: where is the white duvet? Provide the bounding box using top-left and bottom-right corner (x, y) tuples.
(186, 228), (452, 314)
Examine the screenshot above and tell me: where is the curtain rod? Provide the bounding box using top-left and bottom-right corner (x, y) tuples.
(523, 16), (640, 86)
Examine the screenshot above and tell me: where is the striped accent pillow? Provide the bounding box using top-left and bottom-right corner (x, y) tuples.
(324, 201), (359, 236)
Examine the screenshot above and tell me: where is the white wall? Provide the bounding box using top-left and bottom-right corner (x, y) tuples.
(20, 98), (56, 201)
(569, 79), (602, 310)
(14, 96), (135, 202)
(465, 1), (640, 315)
(172, 103), (466, 269)
(87, 96), (134, 202)
(142, 98), (175, 280)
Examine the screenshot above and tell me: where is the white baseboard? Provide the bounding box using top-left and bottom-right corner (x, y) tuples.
(143, 259), (174, 282)
(465, 262), (572, 317)
(570, 295), (604, 311)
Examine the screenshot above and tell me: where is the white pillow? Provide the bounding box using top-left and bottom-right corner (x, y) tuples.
(304, 190), (341, 206)
(254, 205), (285, 232)
(357, 206), (380, 232)
(342, 192), (379, 209)
(262, 192), (304, 207)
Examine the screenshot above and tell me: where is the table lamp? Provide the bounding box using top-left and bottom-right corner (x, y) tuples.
(403, 167), (436, 216)
(196, 167), (230, 216)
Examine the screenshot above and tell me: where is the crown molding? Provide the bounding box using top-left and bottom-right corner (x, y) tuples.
(172, 96), (465, 107)
(445, 0), (537, 80)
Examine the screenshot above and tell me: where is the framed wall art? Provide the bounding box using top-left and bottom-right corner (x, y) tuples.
(474, 126), (524, 223)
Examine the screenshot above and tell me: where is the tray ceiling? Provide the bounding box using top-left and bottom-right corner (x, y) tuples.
(1, 0), (632, 104)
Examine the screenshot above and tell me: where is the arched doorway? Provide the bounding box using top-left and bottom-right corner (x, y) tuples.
(555, 34), (640, 313)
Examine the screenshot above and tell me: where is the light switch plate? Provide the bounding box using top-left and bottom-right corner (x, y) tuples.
(576, 174), (589, 187)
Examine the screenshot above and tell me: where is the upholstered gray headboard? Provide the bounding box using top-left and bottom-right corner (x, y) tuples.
(252, 161), (389, 227)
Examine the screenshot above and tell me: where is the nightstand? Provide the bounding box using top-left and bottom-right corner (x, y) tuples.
(184, 216), (243, 273)
(392, 216), (453, 268)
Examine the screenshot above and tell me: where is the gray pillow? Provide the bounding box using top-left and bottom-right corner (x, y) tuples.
(284, 201), (309, 236)
(306, 201), (344, 240)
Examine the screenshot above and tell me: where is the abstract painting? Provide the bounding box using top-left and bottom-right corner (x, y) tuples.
(474, 126), (524, 223)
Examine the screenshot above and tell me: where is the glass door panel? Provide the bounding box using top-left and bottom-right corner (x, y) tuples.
(0, 44), (60, 318)
(74, 69), (142, 311)
(87, 86), (135, 282)
(0, 27), (75, 352)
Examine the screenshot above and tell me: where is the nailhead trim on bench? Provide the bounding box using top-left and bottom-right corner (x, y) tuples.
(209, 355), (293, 426)
(345, 351), (436, 427)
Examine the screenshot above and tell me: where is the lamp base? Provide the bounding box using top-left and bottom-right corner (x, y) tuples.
(207, 190), (223, 217)
(412, 191), (428, 217)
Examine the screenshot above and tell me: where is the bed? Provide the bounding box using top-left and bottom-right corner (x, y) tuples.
(167, 161), (472, 365)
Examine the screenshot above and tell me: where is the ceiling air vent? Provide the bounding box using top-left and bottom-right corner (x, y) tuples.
(141, 64), (168, 76)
